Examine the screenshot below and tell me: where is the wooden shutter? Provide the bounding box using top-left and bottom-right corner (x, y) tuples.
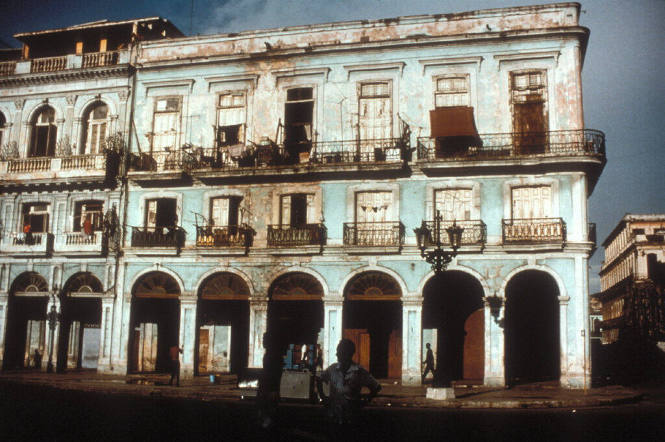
(435, 189), (472, 221)
(280, 195), (291, 227)
(211, 197), (230, 226)
(358, 82), (392, 147)
(146, 200), (157, 229)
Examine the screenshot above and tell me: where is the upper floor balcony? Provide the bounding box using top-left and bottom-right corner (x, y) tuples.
(0, 232), (53, 256)
(502, 218), (566, 247)
(416, 129), (606, 181)
(422, 219), (487, 250)
(132, 137), (409, 183)
(0, 51), (128, 77)
(53, 231), (105, 255)
(130, 226), (185, 255)
(195, 224), (255, 255)
(0, 153), (109, 186)
(343, 221), (405, 253)
(267, 224), (327, 252)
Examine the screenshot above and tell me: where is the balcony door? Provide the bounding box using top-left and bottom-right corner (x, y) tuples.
(511, 186), (551, 220)
(511, 71), (548, 154)
(280, 193), (315, 228)
(284, 88), (314, 160)
(356, 191), (392, 225)
(146, 198), (177, 231)
(152, 98), (181, 151)
(73, 200), (104, 233)
(358, 82), (392, 159)
(30, 107), (57, 157)
(434, 189), (472, 221)
(82, 103), (109, 154)
(22, 203), (50, 233)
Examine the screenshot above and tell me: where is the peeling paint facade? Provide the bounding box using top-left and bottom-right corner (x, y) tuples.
(1, 3), (605, 389)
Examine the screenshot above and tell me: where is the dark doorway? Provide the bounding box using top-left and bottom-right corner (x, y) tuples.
(505, 270), (560, 385)
(3, 296), (48, 370)
(422, 271), (484, 384)
(196, 300), (248, 375)
(284, 87), (313, 162)
(129, 297), (180, 373)
(57, 297), (102, 372)
(511, 70), (548, 154)
(344, 300), (402, 379)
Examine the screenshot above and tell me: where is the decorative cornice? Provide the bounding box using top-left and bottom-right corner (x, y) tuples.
(0, 65), (133, 87)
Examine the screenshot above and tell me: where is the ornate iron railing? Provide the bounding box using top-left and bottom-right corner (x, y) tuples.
(502, 218), (566, 244)
(31, 56), (67, 73)
(129, 149), (191, 172)
(417, 129), (605, 161)
(0, 61), (17, 76)
(130, 226), (185, 248)
(195, 224), (254, 248)
(310, 138), (406, 164)
(422, 220), (486, 246)
(343, 221), (405, 247)
(82, 51), (119, 68)
(267, 224), (327, 247)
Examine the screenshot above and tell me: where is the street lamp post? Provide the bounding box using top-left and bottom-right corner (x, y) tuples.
(46, 285), (61, 373)
(415, 211), (464, 396)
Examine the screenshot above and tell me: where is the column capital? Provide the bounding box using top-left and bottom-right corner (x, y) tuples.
(558, 296), (570, 305)
(179, 295), (197, 304)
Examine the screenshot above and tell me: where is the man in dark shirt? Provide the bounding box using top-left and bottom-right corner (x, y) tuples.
(168, 344), (182, 386)
(422, 342), (435, 383)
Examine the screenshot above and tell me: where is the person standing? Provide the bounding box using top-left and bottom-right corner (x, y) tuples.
(316, 339), (381, 441)
(257, 332), (284, 433)
(168, 344), (182, 387)
(422, 342), (435, 383)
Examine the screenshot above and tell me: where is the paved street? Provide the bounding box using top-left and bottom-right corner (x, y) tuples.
(1, 374), (664, 442)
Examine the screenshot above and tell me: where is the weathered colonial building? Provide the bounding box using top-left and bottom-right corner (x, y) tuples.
(598, 214), (665, 346)
(1, 2), (605, 389)
(0, 18), (181, 372)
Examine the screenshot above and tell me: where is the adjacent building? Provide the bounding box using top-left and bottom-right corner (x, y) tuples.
(1, 2), (605, 388)
(598, 215), (665, 347)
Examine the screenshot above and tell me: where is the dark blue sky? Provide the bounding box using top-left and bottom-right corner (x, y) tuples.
(2, 0), (664, 290)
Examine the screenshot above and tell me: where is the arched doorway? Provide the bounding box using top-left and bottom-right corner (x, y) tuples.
(197, 272), (250, 375)
(422, 271), (484, 385)
(3, 272), (49, 370)
(343, 271), (402, 379)
(505, 270), (560, 385)
(129, 272), (180, 373)
(57, 273), (103, 372)
(268, 272), (324, 368)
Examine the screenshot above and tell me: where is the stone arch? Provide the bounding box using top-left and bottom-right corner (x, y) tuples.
(339, 265), (408, 300)
(269, 271), (325, 301)
(344, 270), (402, 301)
(131, 271), (181, 299)
(199, 271), (251, 300)
(10, 271), (49, 295)
(499, 264), (567, 299)
(417, 264), (491, 298)
(194, 267), (255, 298)
(129, 267), (185, 298)
(76, 96), (118, 120)
(62, 272), (104, 296)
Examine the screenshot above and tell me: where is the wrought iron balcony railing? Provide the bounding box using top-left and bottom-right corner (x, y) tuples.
(81, 51), (119, 68)
(310, 138), (406, 164)
(343, 221), (405, 247)
(186, 137), (407, 171)
(422, 219), (487, 246)
(129, 149), (190, 172)
(195, 224), (254, 248)
(267, 224), (327, 247)
(131, 226), (185, 248)
(417, 129), (605, 161)
(502, 218), (566, 244)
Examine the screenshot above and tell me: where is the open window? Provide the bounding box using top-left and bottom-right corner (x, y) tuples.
(210, 196), (242, 228)
(82, 102), (109, 154)
(284, 88), (313, 161)
(280, 193), (315, 227)
(430, 75), (480, 158)
(22, 203), (50, 233)
(73, 200), (104, 233)
(0, 112), (6, 148)
(29, 107), (57, 157)
(217, 92), (246, 150)
(434, 189), (472, 221)
(145, 198), (178, 231)
(151, 98), (181, 151)
(511, 70), (548, 154)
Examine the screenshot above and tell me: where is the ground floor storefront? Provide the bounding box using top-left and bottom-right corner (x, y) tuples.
(0, 254), (591, 388)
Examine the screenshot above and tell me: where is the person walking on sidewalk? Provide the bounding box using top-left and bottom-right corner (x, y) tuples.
(168, 344), (182, 387)
(316, 339), (381, 441)
(422, 342), (434, 383)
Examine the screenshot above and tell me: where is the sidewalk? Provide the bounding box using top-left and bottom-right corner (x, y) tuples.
(0, 370), (642, 409)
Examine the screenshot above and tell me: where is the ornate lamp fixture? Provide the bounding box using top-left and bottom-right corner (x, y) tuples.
(485, 293), (504, 324)
(414, 210), (464, 274)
